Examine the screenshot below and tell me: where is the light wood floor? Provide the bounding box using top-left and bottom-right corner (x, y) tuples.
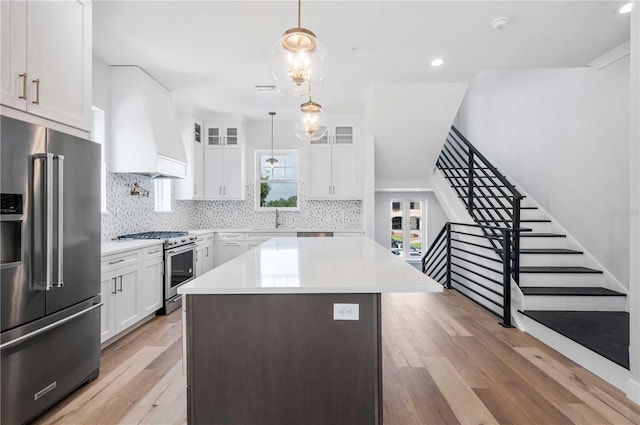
(34, 290), (640, 425)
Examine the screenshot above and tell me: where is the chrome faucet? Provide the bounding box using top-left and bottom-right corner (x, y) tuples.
(275, 209), (282, 228)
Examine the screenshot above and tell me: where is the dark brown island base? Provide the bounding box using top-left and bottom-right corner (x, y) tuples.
(179, 237), (441, 425)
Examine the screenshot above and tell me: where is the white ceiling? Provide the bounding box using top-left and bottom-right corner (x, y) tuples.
(93, 1), (631, 120)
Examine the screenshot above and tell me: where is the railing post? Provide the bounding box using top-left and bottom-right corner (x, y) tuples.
(501, 229), (512, 328)
(512, 197), (521, 286)
(467, 150), (474, 214)
(445, 223), (452, 289)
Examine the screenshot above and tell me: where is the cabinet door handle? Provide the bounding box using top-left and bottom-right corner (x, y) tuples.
(206, 247), (209, 257)
(193, 184), (197, 195)
(32, 78), (40, 105)
(147, 249), (160, 254)
(19, 73), (27, 100)
(219, 186), (222, 196)
(118, 275), (123, 292)
(108, 258), (125, 265)
(112, 277), (117, 295)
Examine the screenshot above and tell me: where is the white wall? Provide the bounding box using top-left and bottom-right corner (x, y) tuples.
(628, 4), (639, 404)
(374, 191), (448, 253)
(456, 60), (631, 288)
(366, 83), (467, 189)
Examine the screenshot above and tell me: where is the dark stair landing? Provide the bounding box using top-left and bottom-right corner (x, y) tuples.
(521, 310), (629, 369)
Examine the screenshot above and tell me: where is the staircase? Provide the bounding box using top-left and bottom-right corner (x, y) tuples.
(427, 126), (629, 376)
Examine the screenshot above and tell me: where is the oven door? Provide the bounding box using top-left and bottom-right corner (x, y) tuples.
(165, 244), (195, 300)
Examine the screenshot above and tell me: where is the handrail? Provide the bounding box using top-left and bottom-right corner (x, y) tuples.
(450, 126), (523, 199)
(422, 222), (514, 327)
(436, 126), (524, 286)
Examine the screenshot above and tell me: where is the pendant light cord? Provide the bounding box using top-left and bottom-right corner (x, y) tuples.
(298, 0), (301, 28)
(270, 111), (276, 157)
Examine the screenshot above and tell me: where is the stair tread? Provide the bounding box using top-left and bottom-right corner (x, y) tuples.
(460, 194), (525, 198)
(520, 266), (602, 274)
(520, 248), (583, 254)
(475, 206), (537, 210)
(519, 310), (629, 369)
(520, 233), (566, 237)
(520, 286), (625, 296)
(452, 185), (508, 188)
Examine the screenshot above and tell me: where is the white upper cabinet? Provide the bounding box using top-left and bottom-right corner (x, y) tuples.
(1, 0), (92, 131)
(310, 124), (355, 146)
(176, 118), (205, 200)
(203, 147), (244, 199)
(203, 120), (245, 200)
(307, 122), (360, 200)
(205, 122), (242, 148)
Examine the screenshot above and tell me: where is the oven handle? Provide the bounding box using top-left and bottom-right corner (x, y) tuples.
(166, 244), (196, 256)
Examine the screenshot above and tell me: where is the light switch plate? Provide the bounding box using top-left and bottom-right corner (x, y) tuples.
(333, 303), (359, 320)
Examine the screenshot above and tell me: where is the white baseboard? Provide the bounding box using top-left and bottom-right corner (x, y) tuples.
(627, 379), (640, 404)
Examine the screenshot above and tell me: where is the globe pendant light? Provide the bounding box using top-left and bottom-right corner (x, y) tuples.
(294, 96), (327, 141)
(271, 0), (328, 97)
(266, 112), (278, 168)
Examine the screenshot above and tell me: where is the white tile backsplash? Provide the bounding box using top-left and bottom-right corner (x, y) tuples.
(101, 172), (362, 240)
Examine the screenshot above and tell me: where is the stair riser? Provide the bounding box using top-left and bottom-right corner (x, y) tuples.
(520, 222), (553, 233)
(520, 209), (543, 220)
(521, 295), (627, 311)
(520, 237), (567, 249)
(519, 254), (584, 267)
(519, 272), (603, 286)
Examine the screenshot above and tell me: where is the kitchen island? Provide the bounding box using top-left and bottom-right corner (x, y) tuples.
(178, 236), (442, 425)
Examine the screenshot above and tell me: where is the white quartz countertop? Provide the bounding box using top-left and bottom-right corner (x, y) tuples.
(179, 237), (443, 295)
(209, 229), (364, 234)
(102, 239), (163, 256)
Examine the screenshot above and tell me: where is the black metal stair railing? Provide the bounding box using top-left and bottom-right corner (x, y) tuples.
(436, 126), (526, 285)
(422, 222), (515, 327)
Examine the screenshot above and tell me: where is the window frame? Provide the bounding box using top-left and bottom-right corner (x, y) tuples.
(390, 198), (428, 260)
(255, 149), (300, 211)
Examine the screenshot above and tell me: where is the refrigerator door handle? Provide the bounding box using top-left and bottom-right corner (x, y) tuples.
(0, 303), (103, 350)
(54, 155), (64, 288)
(33, 153), (54, 291)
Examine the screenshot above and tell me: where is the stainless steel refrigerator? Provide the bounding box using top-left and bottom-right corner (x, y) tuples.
(0, 116), (101, 424)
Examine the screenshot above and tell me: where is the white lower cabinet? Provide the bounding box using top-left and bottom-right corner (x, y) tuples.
(203, 234), (215, 273)
(195, 233), (215, 276)
(195, 242), (205, 277)
(217, 241), (247, 267)
(141, 257), (163, 315)
(100, 262), (142, 343)
(100, 271), (117, 343)
(101, 243), (163, 344)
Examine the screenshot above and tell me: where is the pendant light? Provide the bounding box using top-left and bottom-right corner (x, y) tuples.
(294, 95), (327, 141)
(266, 112), (278, 168)
(271, 0), (328, 98)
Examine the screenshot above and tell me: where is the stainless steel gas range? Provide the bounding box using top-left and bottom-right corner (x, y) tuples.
(116, 231), (197, 314)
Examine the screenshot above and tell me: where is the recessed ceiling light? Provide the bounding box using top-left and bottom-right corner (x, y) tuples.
(617, 2), (632, 14)
(430, 58), (444, 67)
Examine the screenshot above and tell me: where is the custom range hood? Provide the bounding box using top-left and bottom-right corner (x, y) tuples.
(110, 66), (187, 178)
